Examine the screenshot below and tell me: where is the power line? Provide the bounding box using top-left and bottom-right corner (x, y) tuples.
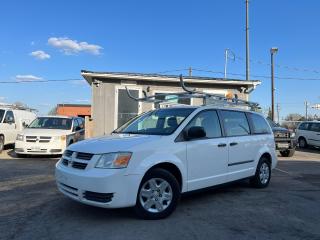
(0, 78), (84, 84)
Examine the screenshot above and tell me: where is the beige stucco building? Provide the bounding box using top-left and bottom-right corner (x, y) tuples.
(81, 70), (261, 137)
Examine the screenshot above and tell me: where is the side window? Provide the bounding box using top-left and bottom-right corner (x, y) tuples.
(250, 113), (271, 134)
(4, 111), (15, 123)
(185, 110), (222, 138)
(72, 119), (79, 132)
(221, 110), (250, 137)
(298, 122), (309, 130)
(78, 118), (84, 129)
(310, 123), (320, 132)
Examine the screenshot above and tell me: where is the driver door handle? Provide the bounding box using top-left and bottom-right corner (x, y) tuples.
(218, 143), (227, 147)
(230, 142), (238, 146)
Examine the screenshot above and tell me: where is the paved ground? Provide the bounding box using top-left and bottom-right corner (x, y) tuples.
(0, 148), (320, 240)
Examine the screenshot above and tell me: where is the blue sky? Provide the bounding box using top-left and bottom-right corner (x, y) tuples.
(1, 0), (320, 118)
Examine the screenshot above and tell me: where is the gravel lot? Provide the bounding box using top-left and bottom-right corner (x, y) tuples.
(0, 148), (320, 240)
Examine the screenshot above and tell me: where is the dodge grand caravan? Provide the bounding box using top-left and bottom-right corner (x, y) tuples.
(55, 106), (277, 219)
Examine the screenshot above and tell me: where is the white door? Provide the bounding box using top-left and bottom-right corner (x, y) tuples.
(3, 110), (17, 144)
(186, 110), (228, 191)
(219, 110), (256, 181)
(115, 87), (141, 129)
(308, 123), (320, 147)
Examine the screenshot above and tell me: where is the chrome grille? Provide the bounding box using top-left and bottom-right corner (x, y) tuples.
(26, 136), (52, 143)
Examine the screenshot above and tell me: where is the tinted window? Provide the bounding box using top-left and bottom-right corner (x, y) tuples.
(0, 110), (5, 122)
(298, 122), (310, 130)
(4, 111), (15, 123)
(221, 110), (250, 136)
(73, 119), (79, 131)
(309, 123), (320, 132)
(185, 110), (222, 138)
(250, 113), (271, 134)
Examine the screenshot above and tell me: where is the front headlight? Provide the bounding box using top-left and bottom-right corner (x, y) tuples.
(290, 132), (295, 138)
(16, 134), (24, 141)
(95, 152), (132, 169)
(54, 135), (66, 141)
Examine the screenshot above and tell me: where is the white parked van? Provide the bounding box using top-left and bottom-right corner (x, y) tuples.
(296, 121), (320, 148)
(55, 106), (277, 219)
(0, 106), (36, 153)
(15, 116), (85, 156)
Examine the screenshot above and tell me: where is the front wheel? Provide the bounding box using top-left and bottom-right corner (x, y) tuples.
(134, 168), (180, 219)
(0, 136), (4, 154)
(250, 157), (271, 188)
(280, 149), (295, 157)
(298, 137), (308, 148)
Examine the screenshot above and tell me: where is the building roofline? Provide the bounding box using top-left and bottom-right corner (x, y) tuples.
(81, 70), (261, 88)
(57, 104), (91, 108)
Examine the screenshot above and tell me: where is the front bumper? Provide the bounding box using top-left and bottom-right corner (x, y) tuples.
(15, 140), (66, 155)
(275, 138), (297, 151)
(55, 161), (142, 208)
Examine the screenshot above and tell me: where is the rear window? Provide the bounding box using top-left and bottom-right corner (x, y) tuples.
(250, 113), (271, 134)
(220, 110), (250, 137)
(0, 109), (5, 122)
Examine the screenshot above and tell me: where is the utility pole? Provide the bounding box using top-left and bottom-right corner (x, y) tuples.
(276, 103), (280, 124)
(305, 101), (308, 120)
(270, 47), (278, 121)
(245, 0), (250, 81)
(188, 67), (192, 77)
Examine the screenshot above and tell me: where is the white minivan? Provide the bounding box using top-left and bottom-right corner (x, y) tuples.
(55, 106), (277, 219)
(15, 116), (85, 156)
(0, 107), (36, 153)
(296, 121), (320, 148)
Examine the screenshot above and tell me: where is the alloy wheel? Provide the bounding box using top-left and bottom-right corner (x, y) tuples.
(259, 162), (270, 184)
(139, 178), (173, 213)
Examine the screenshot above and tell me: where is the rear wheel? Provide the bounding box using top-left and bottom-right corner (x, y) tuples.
(280, 149), (295, 157)
(0, 136), (4, 154)
(134, 168), (180, 219)
(298, 137), (308, 148)
(250, 157), (271, 188)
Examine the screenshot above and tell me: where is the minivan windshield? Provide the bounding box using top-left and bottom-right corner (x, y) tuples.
(266, 117), (279, 128)
(0, 109), (5, 123)
(28, 117), (72, 130)
(114, 108), (195, 135)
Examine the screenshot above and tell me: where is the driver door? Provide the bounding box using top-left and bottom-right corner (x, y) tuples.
(185, 110), (228, 191)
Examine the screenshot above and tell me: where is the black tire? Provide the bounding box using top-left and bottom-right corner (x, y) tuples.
(280, 149), (295, 157)
(250, 157), (271, 188)
(0, 135), (4, 154)
(134, 168), (180, 220)
(68, 140), (74, 146)
(298, 137), (308, 148)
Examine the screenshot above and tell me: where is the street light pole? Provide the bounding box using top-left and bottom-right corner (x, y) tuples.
(270, 47), (278, 121)
(245, 0), (250, 81)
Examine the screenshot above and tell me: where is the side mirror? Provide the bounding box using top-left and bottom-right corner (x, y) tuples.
(6, 116), (14, 124)
(75, 126), (81, 131)
(186, 126), (206, 140)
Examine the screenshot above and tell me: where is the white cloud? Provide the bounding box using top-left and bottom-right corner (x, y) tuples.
(75, 99), (90, 103)
(48, 37), (102, 55)
(30, 50), (50, 60)
(15, 75), (43, 82)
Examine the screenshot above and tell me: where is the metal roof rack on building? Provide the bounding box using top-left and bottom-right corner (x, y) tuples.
(126, 75), (260, 111)
(0, 103), (37, 112)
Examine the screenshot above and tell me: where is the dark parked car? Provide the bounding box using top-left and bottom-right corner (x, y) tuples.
(267, 118), (296, 157)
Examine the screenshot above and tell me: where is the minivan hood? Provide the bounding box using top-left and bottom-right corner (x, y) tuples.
(272, 127), (289, 133)
(68, 134), (163, 154)
(21, 128), (71, 136)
